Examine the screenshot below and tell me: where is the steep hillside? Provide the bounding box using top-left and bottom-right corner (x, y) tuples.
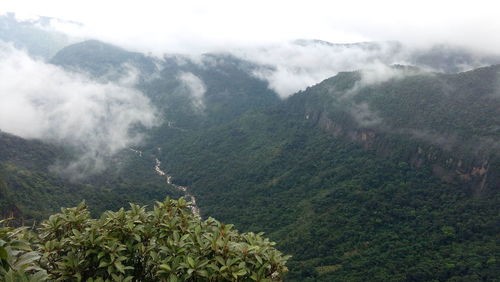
(51, 40), (281, 129)
(155, 65), (500, 281)
(0, 39), (281, 221)
(0, 131), (182, 221)
(1, 39), (499, 280)
(50, 39), (158, 77)
(295, 65), (500, 191)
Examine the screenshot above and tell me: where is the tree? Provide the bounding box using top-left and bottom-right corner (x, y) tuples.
(1, 198), (289, 281)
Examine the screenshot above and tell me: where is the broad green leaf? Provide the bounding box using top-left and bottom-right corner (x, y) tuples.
(187, 256), (195, 268)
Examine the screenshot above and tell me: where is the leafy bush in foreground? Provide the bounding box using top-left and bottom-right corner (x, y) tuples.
(0, 220), (48, 281)
(1, 198), (289, 281)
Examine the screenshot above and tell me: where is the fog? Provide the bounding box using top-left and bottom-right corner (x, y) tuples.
(0, 43), (159, 178)
(2, 2), (500, 98)
(2, 0), (499, 55)
(0, 1), (499, 175)
(178, 72), (206, 112)
(231, 41), (409, 97)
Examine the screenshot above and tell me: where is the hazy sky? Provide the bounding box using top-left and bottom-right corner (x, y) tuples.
(2, 0), (500, 54)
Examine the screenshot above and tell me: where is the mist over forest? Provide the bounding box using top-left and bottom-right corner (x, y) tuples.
(0, 3), (499, 281)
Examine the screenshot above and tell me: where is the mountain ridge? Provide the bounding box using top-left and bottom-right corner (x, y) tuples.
(0, 39), (499, 280)
(153, 63), (499, 280)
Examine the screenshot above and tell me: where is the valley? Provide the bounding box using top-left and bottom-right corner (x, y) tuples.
(0, 20), (499, 280)
(154, 156), (200, 216)
(129, 145), (200, 216)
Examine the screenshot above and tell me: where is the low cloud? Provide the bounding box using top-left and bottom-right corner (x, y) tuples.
(359, 64), (407, 85)
(350, 102), (382, 127)
(409, 129), (458, 152)
(232, 41), (407, 98)
(231, 41), (499, 98)
(4, 1), (500, 56)
(3, 12), (499, 101)
(0, 43), (159, 178)
(178, 72), (206, 112)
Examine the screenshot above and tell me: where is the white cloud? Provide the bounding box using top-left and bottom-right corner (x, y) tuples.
(358, 63), (407, 86)
(1, 0), (499, 55)
(2, 1), (499, 100)
(178, 72), (206, 112)
(0, 43), (159, 177)
(232, 41), (406, 97)
(350, 102), (382, 127)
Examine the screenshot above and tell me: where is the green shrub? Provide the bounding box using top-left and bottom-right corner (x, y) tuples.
(1, 198), (289, 281)
(0, 219), (48, 281)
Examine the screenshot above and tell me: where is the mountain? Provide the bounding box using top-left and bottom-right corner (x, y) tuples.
(410, 44), (500, 73)
(51, 40), (281, 131)
(51, 39), (159, 77)
(0, 13), (73, 59)
(0, 39), (499, 280)
(295, 65), (500, 179)
(0, 130), (182, 221)
(294, 39), (500, 73)
(0, 39), (281, 221)
(154, 65), (499, 281)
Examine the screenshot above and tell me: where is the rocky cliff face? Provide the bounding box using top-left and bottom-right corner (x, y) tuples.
(310, 109), (498, 193)
(291, 66), (500, 193)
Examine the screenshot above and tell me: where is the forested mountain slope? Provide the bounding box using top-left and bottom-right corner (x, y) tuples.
(51, 39), (158, 77)
(155, 65), (499, 281)
(0, 39), (281, 221)
(0, 131), (181, 221)
(0, 38), (499, 280)
(51, 40), (281, 129)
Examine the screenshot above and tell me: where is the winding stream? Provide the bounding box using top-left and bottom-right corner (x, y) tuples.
(154, 158), (200, 216)
(128, 148), (143, 157)
(130, 147), (200, 216)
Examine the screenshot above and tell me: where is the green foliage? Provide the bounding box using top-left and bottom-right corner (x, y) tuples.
(153, 66), (500, 281)
(0, 131), (182, 222)
(0, 219), (48, 281)
(2, 41), (500, 281)
(1, 198), (289, 281)
(160, 117), (500, 281)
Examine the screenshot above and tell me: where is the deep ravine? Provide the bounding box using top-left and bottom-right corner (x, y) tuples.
(129, 147), (200, 216)
(154, 157), (200, 216)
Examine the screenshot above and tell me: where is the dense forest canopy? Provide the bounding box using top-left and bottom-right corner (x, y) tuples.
(0, 18), (498, 281)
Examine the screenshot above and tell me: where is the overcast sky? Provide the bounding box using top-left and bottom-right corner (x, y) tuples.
(2, 0), (500, 54)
